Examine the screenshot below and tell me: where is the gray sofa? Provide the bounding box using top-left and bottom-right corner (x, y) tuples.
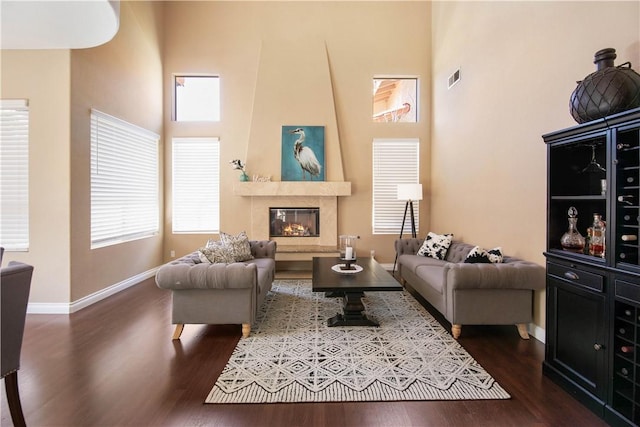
(155, 240), (276, 339)
(395, 239), (545, 339)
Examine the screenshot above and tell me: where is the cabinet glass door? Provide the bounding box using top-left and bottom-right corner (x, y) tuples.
(548, 135), (608, 261)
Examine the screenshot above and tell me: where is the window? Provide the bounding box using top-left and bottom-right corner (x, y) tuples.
(372, 138), (420, 234)
(373, 77), (418, 123)
(172, 137), (220, 233)
(174, 75), (220, 122)
(0, 99), (29, 251)
(90, 109), (159, 248)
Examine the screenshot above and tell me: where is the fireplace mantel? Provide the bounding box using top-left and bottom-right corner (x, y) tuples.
(233, 181), (351, 197)
(234, 181), (350, 247)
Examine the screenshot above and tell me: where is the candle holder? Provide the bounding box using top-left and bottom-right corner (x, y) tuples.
(339, 235), (359, 270)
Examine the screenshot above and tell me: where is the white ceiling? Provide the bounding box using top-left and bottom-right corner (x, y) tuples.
(1, 0), (120, 49)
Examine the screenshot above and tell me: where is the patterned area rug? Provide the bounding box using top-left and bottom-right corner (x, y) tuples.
(206, 280), (510, 403)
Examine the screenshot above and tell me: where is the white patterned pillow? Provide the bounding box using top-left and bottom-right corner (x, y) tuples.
(220, 231), (254, 262)
(417, 232), (453, 260)
(464, 246), (504, 264)
(198, 251), (211, 264)
(198, 242), (235, 264)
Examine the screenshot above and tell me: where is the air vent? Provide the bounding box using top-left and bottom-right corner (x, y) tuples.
(448, 68), (461, 89)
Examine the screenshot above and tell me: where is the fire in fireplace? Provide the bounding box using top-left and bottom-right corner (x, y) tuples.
(269, 207), (320, 237)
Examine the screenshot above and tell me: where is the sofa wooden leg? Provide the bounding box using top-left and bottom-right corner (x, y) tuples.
(516, 323), (530, 339)
(451, 324), (462, 339)
(172, 324), (184, 340)
(242, 324), (251, 338)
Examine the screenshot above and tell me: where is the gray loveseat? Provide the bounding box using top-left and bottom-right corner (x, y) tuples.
(155, 240), (276, 339)
(395, 239), (545, 339)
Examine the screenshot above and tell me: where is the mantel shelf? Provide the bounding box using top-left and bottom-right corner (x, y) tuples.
(233, 181), (351, 197)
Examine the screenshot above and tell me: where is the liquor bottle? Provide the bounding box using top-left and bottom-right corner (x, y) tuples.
(560, 207), (585, 253)
(621, 234), (638, 241)
(618, 195), (634, 205)
(620, 345), (634, 354)
(626, 176), (636, 184)
(617, 143), (631, 150)
(589, 214), (605, 257)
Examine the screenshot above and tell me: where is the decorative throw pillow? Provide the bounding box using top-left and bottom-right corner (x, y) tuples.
(417, 232), (454, 260)
(198, 242), (235, 264)
(219, 231), (254, 262)
(198, 251), (211, 264)
(464, 246), (504, 264)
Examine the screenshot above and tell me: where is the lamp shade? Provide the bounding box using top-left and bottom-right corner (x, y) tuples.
(397, 183), (423, 201)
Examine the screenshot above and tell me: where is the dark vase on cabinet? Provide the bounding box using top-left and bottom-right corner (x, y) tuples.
(543, 107), (640, 427)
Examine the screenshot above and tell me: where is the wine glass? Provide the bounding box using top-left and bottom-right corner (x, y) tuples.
(581, 144), (606, 173)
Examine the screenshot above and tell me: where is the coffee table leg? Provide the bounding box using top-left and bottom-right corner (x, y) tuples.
(325, 291), (344, 298)
(327, 292), (379, 327)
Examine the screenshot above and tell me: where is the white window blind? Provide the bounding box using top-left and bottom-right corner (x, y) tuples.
(90, 109), (159, 248)
(172, 137), (220, 233)
(0, 99), (29, 251)
(372, 138), (420, 234)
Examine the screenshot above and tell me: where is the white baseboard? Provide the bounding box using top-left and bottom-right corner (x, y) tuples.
(529, 323), (546, 343)
(380, 262), (394, 271)
(27, 267), (159, 314)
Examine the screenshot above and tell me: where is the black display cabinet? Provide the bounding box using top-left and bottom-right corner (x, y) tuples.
(543, 107), (640, 427)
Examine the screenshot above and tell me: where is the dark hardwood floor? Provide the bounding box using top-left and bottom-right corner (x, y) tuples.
(1, 277), (607, 427)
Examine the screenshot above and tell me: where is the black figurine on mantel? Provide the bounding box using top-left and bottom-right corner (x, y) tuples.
(569, 48), (640, 124)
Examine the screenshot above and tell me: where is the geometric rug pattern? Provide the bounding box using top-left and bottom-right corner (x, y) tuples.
(206, 280), (510, 403)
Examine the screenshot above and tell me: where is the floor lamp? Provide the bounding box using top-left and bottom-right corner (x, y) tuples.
(393, 183), (423, 274)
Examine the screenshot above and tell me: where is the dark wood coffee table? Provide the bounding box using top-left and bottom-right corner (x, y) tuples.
(311, 257), (403, 327)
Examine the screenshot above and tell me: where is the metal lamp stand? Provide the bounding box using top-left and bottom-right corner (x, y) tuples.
(392, 200), (417, 274)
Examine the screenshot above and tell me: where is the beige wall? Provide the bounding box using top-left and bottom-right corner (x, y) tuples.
(0, 50), (72, 304)
(1, 1), (164, 305)
(162, 1), (432, 261)
(69, 1), (164, 302)
(431, 1), (640, 329)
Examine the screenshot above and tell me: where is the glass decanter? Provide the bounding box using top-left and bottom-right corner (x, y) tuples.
(560, 206), (586, 253)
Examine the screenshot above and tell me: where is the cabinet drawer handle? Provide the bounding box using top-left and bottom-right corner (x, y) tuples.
(564, 271), (579, 280)
(593, 343), (603, 351)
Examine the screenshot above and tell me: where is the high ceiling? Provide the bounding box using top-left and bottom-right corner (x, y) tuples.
(1, 1), (120, 49)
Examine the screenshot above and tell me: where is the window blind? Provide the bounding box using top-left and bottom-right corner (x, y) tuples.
(172, 137), (220, 233)
(0, 99), (29, 251)
(90, 109), (159, 248)
(372, 138), (420, 234)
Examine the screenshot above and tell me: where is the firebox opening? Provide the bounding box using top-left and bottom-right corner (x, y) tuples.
(270, 207), (320, 237)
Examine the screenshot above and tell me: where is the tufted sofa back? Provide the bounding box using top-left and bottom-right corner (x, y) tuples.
(444, 241), (474, 263)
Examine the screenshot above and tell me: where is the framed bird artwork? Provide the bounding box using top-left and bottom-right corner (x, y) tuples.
(281, 125), (325, 181)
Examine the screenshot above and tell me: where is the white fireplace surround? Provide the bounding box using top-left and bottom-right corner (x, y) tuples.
(234, 182), (351, 247)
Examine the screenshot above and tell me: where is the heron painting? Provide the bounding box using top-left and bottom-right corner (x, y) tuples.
(281, 125), (325, 181)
